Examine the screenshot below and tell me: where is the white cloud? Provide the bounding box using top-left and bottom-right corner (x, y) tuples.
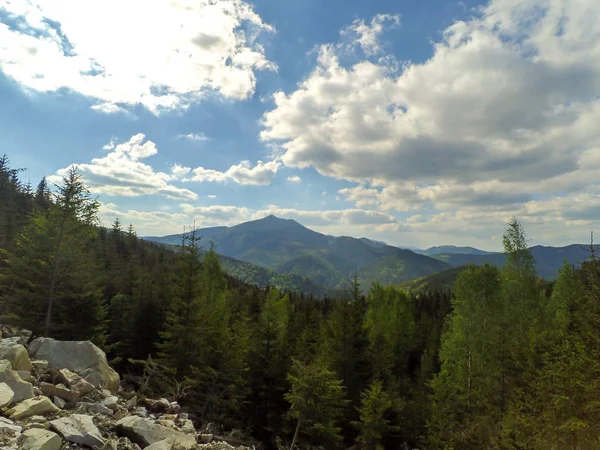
(50, 134), (198, 199)
(342, 14), (400, 56)
(187, 159), (282, 186)
(0, 0), (275, 114)
(287, 175), (302, 183)
(177, 132), (210, 142)
(261, 0), (600, 231)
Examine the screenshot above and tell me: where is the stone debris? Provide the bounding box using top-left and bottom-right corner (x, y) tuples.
(0, 327), (253, 450)
(20, 428), (62, 450)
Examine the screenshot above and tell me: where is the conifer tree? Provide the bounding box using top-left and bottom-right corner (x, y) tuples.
(285, 358), (347, 450)
(158, 226), (203, 376)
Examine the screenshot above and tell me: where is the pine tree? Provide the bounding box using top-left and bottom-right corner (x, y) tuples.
(285, 358), (347, 450)
(158, 226), (203, 376)
(354, 380), (399, 450)
(3, 167), (104, 339)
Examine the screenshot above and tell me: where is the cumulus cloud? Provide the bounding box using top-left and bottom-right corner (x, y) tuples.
(186, 160), (282, 186)
(261, 0), (600, 222)
(0, 0), (275, 113)
(287, 175), (302, 183)
(50, 134), (198, 199)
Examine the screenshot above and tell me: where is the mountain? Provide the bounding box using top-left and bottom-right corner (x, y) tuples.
(400, 266), (470, 294)
(430, 244), (593, 280)
(421, 245), (494, 256)
(144, 215), (450, 292)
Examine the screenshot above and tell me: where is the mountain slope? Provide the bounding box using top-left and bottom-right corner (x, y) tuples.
(144, 215), (450, 292)
(422, 245), (494, 256)
(400, 266), (470, 294)
(431, 244), (593, 280)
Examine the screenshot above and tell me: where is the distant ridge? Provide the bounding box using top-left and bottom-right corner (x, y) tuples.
(144, 216), (595, 294)
(144, 215), (449, 292)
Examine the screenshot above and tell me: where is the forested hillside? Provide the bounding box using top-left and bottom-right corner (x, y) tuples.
(2, 155), (600, 449)
(144, 216), (451, 292)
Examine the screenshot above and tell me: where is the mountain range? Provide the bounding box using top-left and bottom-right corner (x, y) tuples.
(144, 215), (594, 295)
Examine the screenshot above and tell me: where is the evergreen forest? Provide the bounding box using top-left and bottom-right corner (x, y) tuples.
(2, 155), (600, 449)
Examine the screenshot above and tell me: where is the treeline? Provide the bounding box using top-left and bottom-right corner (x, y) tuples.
(1, 155), (599, 449)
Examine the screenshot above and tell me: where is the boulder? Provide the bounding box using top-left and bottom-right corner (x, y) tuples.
(8, 397), (60, 420)
(52, 397), (65, 409)
(146, 438), (175, 450)
(39, 382), (78, 403)
(101, 396), (119, 410)
(116, 416), (197, 449)
(0, 417), (21, 449)
(56, 368), (95, 397)
(0, 363), (34, 404)
(50, 414), (105, 448)
(0, 343), (32, 371)
(29, 338), (119, 393)
(0, 382), (15, 408)
(20, 428), (62, 450)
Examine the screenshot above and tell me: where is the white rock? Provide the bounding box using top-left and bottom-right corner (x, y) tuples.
(21, 428), (62, 450)
(146, 437), (175, 450)
(7, 397), (60, 420)
(0, 382), (15, 408)
(56, 369), (95, 397)
(77, 401), (114, 416)
(50, 414), (105, 448)
(124, 396), (137, 410)
(52, 397), (65, 409)
(0, 416), (21, 449)
(0, 342), (32, 371)
(29, 338), (120, 393)
(0, 359), (34, 404)
(116, 416), (197, 449)
(101, 395), (119, 410)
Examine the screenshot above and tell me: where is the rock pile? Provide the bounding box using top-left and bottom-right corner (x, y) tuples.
(0, 327), (253, 450)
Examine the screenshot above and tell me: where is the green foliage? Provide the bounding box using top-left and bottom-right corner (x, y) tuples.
(285, 358), (348, 449)
(354, 380), (400, 450)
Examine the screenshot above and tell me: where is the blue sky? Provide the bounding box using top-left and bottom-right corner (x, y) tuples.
(1, 0), (599, 250)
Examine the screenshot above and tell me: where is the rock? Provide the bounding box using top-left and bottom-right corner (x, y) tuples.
(52, 397), (65, 409)
(178, 413), (188, 420)
(101, 396), (119, 410)
(0, 360), (34, 404)
(50, 414), (105, 448)
(0, 416), (21, 432)
(200, 434), (213, 444)
(0, 382), (15, 408)
(29, 338), (120, 393)
(77, 401), (114, 416)
(100, 388), (113, 399)
(39, 382), (78, 403)
(132, 406), (148, 417)
(0, 343), (32, 371)
(20, 428), (62, 450)
(146, 437), (175, 450)
(124, 396), (137, 410)
(56, 369), (95, 397)
(8, 397), (60, 420)
(116, 416), (197, 449)
(31, 361), (48, 371)
(17, 370), (31, 381)
(0, 417), (21, 449)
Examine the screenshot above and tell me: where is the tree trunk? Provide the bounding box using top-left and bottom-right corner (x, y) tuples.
(290, 415), (302, 450)
(45, 217), (66, 336)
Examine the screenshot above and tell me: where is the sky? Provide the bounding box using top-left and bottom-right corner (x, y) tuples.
(1, 0), (599, 251)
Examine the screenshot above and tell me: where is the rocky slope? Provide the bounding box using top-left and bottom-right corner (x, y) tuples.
(0, 325), (251, 450)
